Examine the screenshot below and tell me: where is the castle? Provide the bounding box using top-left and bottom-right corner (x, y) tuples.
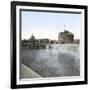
(58, 30), (74, 44)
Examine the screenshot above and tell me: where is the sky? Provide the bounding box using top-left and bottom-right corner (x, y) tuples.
(21, 10), (81, 40)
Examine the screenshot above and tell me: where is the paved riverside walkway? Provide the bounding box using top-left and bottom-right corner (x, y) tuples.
(21, 64), (42, 78)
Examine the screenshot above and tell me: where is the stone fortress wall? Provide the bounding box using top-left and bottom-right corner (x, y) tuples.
(58, 30), (74, 44)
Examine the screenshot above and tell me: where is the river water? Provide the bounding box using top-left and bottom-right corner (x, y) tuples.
(21, 44), (80, 78)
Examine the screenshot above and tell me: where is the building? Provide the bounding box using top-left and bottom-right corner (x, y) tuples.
(22, 34), (49, 49)
(49, 40), (58, 44)
(58, 30), (74, 44)
(74, 39), (80, 44)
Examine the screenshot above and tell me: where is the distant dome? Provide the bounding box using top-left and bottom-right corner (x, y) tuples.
(30, 34), (35, 40)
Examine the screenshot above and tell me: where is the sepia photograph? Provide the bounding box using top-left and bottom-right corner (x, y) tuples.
(21, 10), (81, 79)
(11, 1), (87, 89)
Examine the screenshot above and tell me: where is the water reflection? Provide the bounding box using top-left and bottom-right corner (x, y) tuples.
(21, 44), (80, 77)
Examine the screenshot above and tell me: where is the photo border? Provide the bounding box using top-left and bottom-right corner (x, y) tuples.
(11, 1), (88, 89)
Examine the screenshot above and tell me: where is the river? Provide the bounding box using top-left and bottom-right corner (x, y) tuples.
(21, 44), (80, 78)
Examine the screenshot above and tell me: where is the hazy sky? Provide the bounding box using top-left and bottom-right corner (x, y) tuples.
(21, 10), (81, 40)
